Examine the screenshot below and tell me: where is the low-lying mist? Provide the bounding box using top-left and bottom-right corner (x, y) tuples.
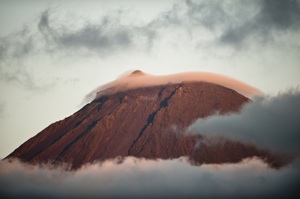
(1, 156), (299, 199)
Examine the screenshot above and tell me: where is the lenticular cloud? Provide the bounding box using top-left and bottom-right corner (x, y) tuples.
(84, 70), (261, 103)
(0, 157), (299, 199)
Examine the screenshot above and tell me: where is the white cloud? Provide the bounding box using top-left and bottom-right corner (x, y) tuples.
(0, 157), (299, 199)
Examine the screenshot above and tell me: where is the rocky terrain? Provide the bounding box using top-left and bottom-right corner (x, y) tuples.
(7, 81), (282, 169)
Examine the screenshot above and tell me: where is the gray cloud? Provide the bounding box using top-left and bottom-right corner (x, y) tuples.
(148, 0), (300, 48)
(259, 0), (300, 30)
(0, 157), (299, 199)
(0, 69), (42, 91)
(188, 89), (300, 155)
(1, 0), (299, 88)
(185, 0), (229, 29)
(219, 0), (300, 46)
(0, 62), (60, 92)
(0, 24), (44, 90)
(37, 9), (155, 56)
(0, 8), (155, 89)
(0, 25), (36, 62)
(1, 0), (299, 60)
(0, 101), (5, 118)
(0, 40), (7, 61)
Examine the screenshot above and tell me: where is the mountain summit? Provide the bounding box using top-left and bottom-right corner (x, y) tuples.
(7, 72), (281, 169)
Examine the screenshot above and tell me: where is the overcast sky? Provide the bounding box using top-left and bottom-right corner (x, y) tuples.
(0, 0), (300, 158)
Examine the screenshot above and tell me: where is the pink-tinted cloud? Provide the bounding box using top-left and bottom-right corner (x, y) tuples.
(84, 70), (261, 103)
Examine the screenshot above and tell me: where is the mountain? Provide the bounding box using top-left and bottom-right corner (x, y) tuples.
(7, 72), (282, 169)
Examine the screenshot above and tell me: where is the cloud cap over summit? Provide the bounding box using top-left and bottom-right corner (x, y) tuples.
(84, 70), (261, 103)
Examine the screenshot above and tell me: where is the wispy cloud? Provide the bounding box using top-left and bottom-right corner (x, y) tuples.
(2, 0), (299, 61)
(0, 101), (5, 118)
(188, 88), (300, 155)
(219, 0), (300, 47)
(0, 157), (299, 198)
(1, 0), (299, 89)
(0, 67), (52, 91)
(37, 9), (155, 56)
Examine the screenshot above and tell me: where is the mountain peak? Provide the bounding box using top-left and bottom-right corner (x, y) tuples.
(7, 81), (283, 169)
(129, 70), (145, 77)
(85, 71), (262, 103)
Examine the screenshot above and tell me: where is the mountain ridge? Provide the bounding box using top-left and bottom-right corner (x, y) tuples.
(7, 81), (282, 169)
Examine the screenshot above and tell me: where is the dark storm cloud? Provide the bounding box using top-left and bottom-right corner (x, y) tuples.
(0, 157), (299, 199)
(188, 89), (300, 155)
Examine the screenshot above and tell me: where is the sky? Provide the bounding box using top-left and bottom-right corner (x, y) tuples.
(1, 0), (300, 158)
(0, 0), (300, 159)
(0, 0), (300, 198)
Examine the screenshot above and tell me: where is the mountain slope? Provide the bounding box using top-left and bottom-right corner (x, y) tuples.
(7, 82), (281, 169)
